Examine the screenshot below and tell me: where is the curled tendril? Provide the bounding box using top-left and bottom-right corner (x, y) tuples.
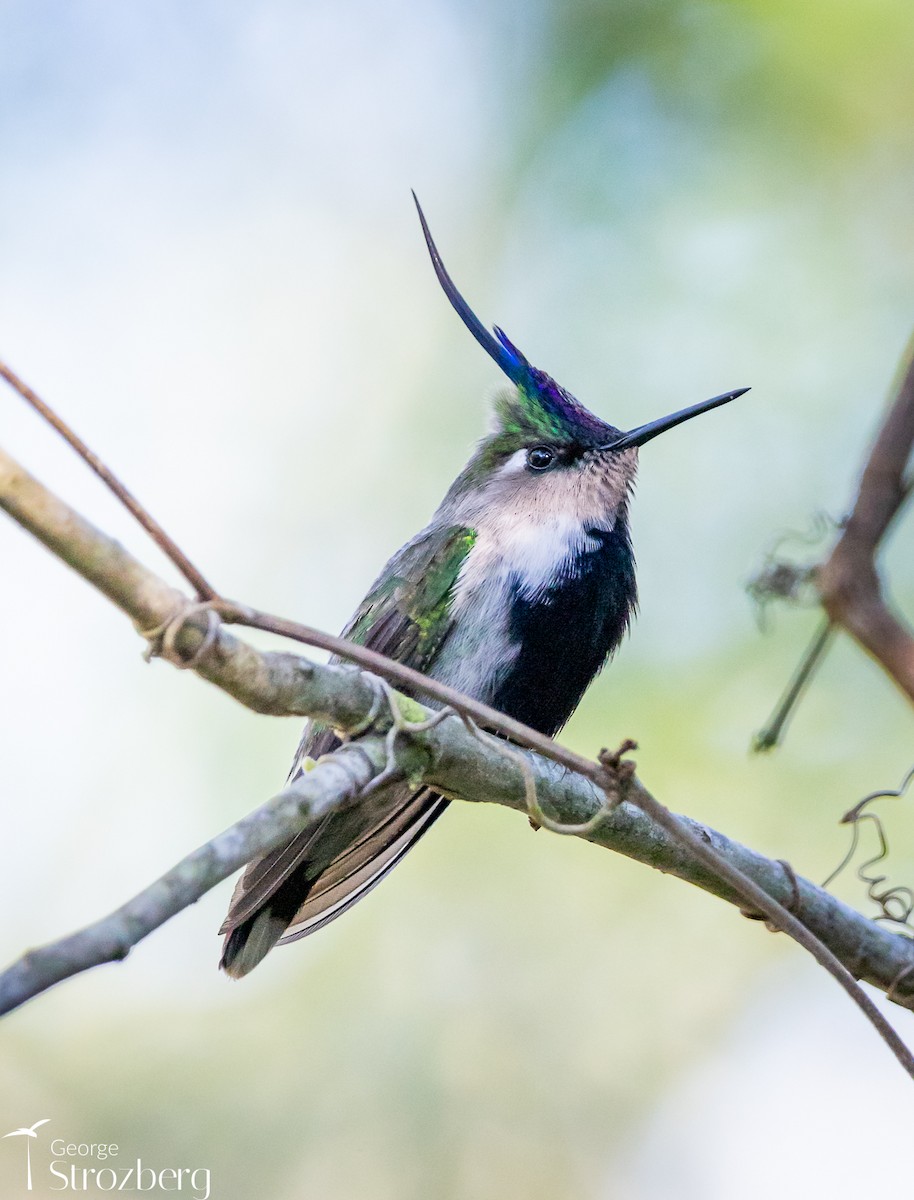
(748, 511), (842, 753)
(822, 764), (914, 935)
(746, 510), (838, 631)
(336, 672), (626, 836)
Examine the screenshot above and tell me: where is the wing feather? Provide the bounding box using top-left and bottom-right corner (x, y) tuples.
(279, 790), (448, 942)
(220, 525), (475, 976)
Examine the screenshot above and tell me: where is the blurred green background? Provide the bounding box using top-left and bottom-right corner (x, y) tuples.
(2, 1), (914, 1196)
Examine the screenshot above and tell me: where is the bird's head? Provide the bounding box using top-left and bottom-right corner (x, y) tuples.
(414, 194), (747, 527)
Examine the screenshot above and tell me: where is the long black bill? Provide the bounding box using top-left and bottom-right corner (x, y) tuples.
(604, 387), (750, 450)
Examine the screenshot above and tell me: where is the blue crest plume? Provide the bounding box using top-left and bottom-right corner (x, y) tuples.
(412, 192), (612, 446)
(412, 191), (530, 387)
(413, 193), (749, 450)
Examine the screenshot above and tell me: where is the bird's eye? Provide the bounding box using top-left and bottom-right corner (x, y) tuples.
(526, 446), (556, 471)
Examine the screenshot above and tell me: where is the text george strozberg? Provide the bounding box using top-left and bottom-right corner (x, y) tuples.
(47, 1139), (211, 1198)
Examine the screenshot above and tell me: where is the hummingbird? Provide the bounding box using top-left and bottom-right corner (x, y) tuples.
(219, 197), (748, 977)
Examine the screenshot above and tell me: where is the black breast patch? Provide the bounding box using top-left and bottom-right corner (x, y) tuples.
(491, 520), (637, 737)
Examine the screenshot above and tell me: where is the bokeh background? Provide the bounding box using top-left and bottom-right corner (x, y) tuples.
(2, 2), (914, 1196)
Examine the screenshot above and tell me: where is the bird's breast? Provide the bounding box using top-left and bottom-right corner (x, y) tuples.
(431, 512), (635, 732)
(452, 511), (596, 609)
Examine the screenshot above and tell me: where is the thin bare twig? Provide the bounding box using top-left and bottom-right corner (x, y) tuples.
(753, 617), (835, 752)
(0, 357), (217, 599)
(219, 602), (607, 782)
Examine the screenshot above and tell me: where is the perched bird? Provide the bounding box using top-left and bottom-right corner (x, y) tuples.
(219, 198), (748, 977)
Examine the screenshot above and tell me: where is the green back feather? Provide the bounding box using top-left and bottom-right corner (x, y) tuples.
(345, 525), (477, 673)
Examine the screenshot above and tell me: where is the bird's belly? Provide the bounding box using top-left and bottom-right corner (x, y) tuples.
(429, 571), (520, 704)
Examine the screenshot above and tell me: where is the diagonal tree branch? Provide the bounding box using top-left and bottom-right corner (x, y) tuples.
(816, 332), (914, 697)
(0, 743), (388, 1015)
(5, 439), (914, 1067)
(810, 333), (911, 700)
(752, 332), (914, 751)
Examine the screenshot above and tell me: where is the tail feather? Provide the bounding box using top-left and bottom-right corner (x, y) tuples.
(219, 908), (289, 979)
(218, 787), (448, 977)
